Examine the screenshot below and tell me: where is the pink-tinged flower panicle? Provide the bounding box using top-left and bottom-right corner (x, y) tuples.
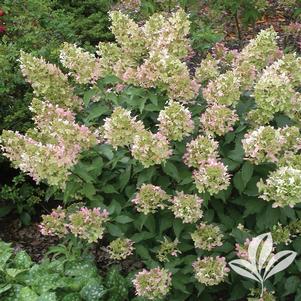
(191, 223), (223, 251)
(202, 71), (240, 106)
(170, 192), (203, 224)
(242, 126), (301, 165)
(193, 159), (231, 195)
(108, 238), (134, 260)
(132, 184), (169, 215)
(40, 206), (109, 244)
(103, 107), (144, 149)
(39, 206), (68, 237)
(183, 135), (219, 168)
(19, 51), (82, 111)
(68, 207), (109, 243)
(109, 10), (145, 60)
(200, 104), (238, 136)
(131, 130), (172, 168)
(133, 267), (172, 300)
(60, 43), (102, 84)
(192, 256), (230, 286)
(157, 237), (181, 262)
(242, 126), (285, 164)
(158, 101), (194, 141)
(195, 54), (220, 84)
(235, 239), (251, 260)
(258, 166), (301, 208)
(253, 63), (295, 118)
(30, 99), (99, 148)
(143, 9), (190, 59)
(233, 27), (280, 85)
(1, 100), (99, 188)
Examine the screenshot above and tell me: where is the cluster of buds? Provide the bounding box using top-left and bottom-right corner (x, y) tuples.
(131, 130), (172, 168)
(133, 268), (172, 300)
(107, 238), (134, 260)
(60, 43), (102, 84)
(103, 107), (144, 149)
(192, 256), (229, 286)
(19, 52), (82, 111)
(132, 184), (169, 214)
(156, 237), (181, 262)
(169, 192), (203, 223)
(200, 104), (238, 136)
(191, 223), (223, 251)
(258, 166), (301, 208)
(158, 101), (194, 141)
(40, 206), (109, 243)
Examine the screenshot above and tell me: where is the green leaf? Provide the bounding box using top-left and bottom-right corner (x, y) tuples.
(135, 244), (151, 260)
(107, 224), (124, 237)
(86, 104), (110, 121)
(118, 165), (131, 191)
(162, 161), (180, 182)
(101, 185), (118, 194)
(80, 281), (107, 301)
(285, 276), (300, 294)
(173, 219), (184, 238)
(131, 231), (155, 243)
(37, 292), (57, 301)
(18, 287), (38, 301)
(114, 215), (134, 224)
(233, 172), (244, 193)
(241, 162), (253, 186)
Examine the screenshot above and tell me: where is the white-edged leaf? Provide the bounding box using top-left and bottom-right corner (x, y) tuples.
(248, 232), (269, 267)
(257, 232), (273, 273)
(229, 259), (262, 283)
(263, 250), (297, 281)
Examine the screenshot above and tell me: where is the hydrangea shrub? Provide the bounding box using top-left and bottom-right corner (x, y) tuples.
(2, 8), (301, 300)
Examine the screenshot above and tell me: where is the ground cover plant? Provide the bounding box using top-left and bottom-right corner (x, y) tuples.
(2, 1), (301, 300)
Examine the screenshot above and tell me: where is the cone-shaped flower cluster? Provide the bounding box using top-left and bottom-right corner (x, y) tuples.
(158, 101), (194, 141)
(19, 51), (82, 111)
(132, 184), (169, 214)
(191, 223), (223, 251)
(40, 206), (109, 243)
(192, 256), (229, 286)
(169, 192), (203, 223)
(103, 107), (144, 149)
(108, 238), (134, 260)
(258, 166), (301, 208)
(1, 100), (98, 188)
(200, 104), (238, 136)
(60, 43), (102, 84)
(156, 237), (181, 262)
(133, 267), (172, 300)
